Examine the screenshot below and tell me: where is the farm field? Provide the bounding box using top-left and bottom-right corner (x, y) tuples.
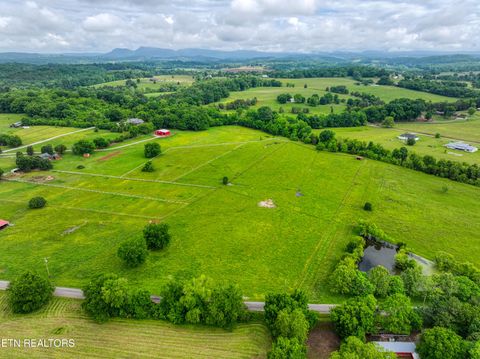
(94, 75), (194, 89)
(214, 77), (457, 115)
(1, 126), (480, 302)
(325, 125), (480, 165)
(0, 293), (270, 358)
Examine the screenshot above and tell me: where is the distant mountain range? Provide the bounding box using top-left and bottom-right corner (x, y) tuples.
(0, 47), (479, 64)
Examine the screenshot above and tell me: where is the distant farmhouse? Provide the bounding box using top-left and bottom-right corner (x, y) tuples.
(126, 118), (144, 125)
(39, 153), (61, 160)
(397, 133), (419, 142)
(445, 142), (478, 153)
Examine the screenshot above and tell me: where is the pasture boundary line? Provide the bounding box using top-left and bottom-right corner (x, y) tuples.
(5, 178), (189, 204)
(0, 198), (166, 220)
(51, 170), (216, 189)
(171, 143), (246, 182)
(3, 127), (95, 153)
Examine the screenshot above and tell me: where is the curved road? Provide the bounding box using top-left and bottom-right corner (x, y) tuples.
(0, 280), (335, 314)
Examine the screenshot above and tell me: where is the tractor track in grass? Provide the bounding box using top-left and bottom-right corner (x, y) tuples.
(295, 157), (367, 291)
(4, 178), (190, 204)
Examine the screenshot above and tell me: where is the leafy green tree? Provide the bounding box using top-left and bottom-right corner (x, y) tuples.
(388, 275), (405, 295)
(394, 249), (417, 271)
(26, 145), (34, 156)
(378, 293), (422, 334)
(93, 137), (109, 149)
(318, 129), (335, 143)
(468, 107), (476, 116)
(268, 337), (306, 359)
(469, 341), (480, 359)
(144, 143), (161, 158)
(277, 93), (292, 104)
(7, 271), (53, 313)
(382, 116), (395, 128)
(368, 266), (391, 298)
(117, 239), (148, 267)
(330, 263), (374, 296)
(406, 137), (416, 146)
(72, 140), (95, 155)
(330, 336), (396, 359)
(331, 295), (377, 339)
(40, 144), (54, 155)
(293, 94), (305, 103)
(29, 196), (46, 209)
(273, 308), (309, 342)
(142, 161), (154, 172)
(401, 265), (424, 297)
(54, 144), (67, 155)
(417, 327), (465, 359)
(143, 223), (171, 250)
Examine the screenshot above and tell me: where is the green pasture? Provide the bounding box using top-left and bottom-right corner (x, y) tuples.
(0, 293), (270, 358)
(1, 126), (480, 303)
(214, 77), (457, 116)
(93, 75), (194, 89)
(325, 125), (480, 165)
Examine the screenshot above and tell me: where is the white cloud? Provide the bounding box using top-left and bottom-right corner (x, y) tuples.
(0, 0), (479, 53)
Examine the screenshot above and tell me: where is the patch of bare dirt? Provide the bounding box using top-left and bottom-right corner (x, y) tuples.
(29, 175), (55, 183)
(98, 151), (122, 161)
(307, 322), (340, 359)
(258, 199), (276, 208)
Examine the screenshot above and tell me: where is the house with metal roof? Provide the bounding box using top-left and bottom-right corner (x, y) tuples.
(445, 142), (478, 153)
(373, 342), (419, 359)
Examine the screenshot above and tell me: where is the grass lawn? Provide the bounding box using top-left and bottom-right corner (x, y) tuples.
(1, 126), (479, 303)
(213, 77), (457, 116)
(324, 125), (480, 165)
(0, 293), (270, 358)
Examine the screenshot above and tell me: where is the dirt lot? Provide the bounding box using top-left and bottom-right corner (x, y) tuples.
(307, 322), (340, 358)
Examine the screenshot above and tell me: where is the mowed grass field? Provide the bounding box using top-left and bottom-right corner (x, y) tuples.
(1, 126), (480, 302)
(0, 293), (270, 358)
(214, 77), (457, 115)
(94, 75), (194, 89)
(325, 125), (480, 165)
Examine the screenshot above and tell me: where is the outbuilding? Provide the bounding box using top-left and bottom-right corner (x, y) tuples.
(398, 133), (419, 142)
(0, 220), (10, 230)
(445, 142), (478, 153)
(373, 342), (419, 359)
(155, 129), (171, 137)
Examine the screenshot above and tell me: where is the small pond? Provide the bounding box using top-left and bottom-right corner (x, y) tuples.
(358, 238), (399, 273)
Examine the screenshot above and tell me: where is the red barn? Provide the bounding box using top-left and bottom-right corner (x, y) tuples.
(155, 129), (171, 137)
(0, 220), (9, 230)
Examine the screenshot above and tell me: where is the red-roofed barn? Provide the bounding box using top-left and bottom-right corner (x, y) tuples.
(155, 129), (171, 137)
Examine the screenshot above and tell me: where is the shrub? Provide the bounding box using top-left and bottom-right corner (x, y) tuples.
(54, 144), (67, 155)
(29, 196), (46, 209)
(26, 146), (34, 156)
(93, 137), (109, 149)
(143, 223), (171, 250)
(144, 143), (161, 158)
(222, 176), (229, 185)
(82, 273), (153, 322)
(77, 165), (85, 169)
(117, 239), (148, 267)
(142, 161), (154, 172)
(363, 202), (373, 211)
(406, 137), (416, 146)
(40, 144), (54, 155)
(72, 140), (95, 155)
(435, 133), (441, 138)
(7, 271), (53, 313)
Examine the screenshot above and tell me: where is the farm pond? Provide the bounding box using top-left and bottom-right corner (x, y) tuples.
(358, 239), (435, 275)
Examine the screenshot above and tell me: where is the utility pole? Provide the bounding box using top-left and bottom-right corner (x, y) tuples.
(44, 258), (50, 278)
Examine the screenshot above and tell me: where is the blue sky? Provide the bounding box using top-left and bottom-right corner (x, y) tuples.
(0, 0), (478, 53)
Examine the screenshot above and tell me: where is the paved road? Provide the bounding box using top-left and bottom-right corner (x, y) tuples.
(0, 280), (334, 314)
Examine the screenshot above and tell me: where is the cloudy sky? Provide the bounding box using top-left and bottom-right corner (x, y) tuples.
(0, 0), (479, 53)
